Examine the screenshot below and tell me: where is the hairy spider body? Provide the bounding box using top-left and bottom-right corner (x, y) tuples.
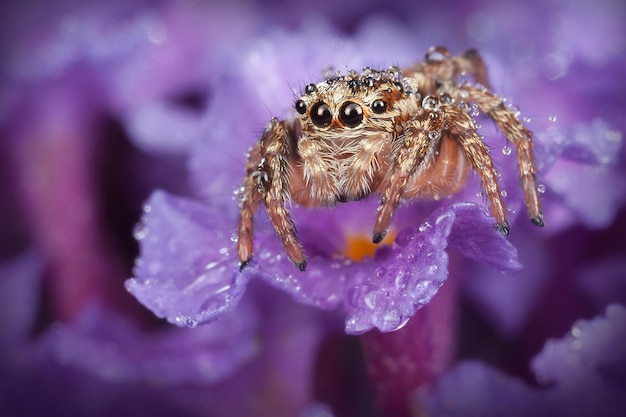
(237, 46), (544, 271)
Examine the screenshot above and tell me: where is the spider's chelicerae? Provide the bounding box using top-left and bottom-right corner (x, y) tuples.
(237, 46), (544, 271)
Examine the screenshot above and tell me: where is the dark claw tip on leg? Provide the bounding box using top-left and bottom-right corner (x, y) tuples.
(238, 259), (250, 272)
(531, 214), (545, 227)
(495, 221), (510, 236)
(372, 231), (385, 244)
(295, 260), (307, 272)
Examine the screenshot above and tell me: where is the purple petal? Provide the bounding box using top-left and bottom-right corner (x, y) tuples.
(0, 251), (43, 344)
(415, 360), (545, 417)
(343, 212), (453, 334)
(419, 305), (626, 416)
(447, 203), (522, 273)
(38, 303), (258, 384)
(531, 304), (626, 415)
(125, 190), (246, 326)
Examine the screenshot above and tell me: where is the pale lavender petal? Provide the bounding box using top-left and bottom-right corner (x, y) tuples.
(415, 360), (545, 417)
(531, 304), (626, 416)
(419, 305), (626, 417)
(125, 190), (247, 327)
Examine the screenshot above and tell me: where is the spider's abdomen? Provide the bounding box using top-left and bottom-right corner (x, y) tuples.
(398, 133), (469, 200)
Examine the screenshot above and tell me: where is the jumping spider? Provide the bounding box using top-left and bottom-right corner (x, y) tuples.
(237, 46), (544, 271)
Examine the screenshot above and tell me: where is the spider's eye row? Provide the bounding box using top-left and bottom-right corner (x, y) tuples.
(339, 101), (363, 128)
(371, 99), (387, 114)
(310, 101), (332, 127)
(295, 99), (307, 115)
(305, 83), (317, 94)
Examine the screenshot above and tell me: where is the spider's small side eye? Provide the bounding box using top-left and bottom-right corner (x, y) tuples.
(295, 99), (307, 114)
(310, 101), (332, 127)
(339, 101), (363, 128)
(371, 99), (387, 114)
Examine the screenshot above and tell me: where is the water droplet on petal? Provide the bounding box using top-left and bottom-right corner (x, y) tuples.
(133, 223), (148, 240)
(502, 145), (512, 155)
(537, 184), (546, 193)
(500, 190), (508, 197)
(548, 114), (557, 122)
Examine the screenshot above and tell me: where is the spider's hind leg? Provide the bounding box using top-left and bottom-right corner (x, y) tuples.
(461, 85), (544, 227)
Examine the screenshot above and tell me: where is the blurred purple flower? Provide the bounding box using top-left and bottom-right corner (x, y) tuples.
(1, 0), (625, 416)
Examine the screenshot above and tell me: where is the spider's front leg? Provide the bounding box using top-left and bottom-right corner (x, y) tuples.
(237, 118), (306, 271)
(372, 111), (445, 243)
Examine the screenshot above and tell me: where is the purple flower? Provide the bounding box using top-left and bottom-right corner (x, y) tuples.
(1, 0), (625, 416)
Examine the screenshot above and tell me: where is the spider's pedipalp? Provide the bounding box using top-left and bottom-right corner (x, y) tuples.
(237, 118), (306, 270)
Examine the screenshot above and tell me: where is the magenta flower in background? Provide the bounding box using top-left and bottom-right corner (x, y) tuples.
(1, 0), (625, 416)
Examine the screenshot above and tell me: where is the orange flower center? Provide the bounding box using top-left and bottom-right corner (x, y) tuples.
(342, 231), (396, 261)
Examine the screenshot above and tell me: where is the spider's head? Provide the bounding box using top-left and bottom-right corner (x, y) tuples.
(294, 67), (418, 137)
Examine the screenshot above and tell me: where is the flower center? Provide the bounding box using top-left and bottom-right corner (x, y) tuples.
(342, 231), (396, 261)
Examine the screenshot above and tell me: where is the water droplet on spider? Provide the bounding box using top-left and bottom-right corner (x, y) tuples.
(422, 95), (440, 111)
(548, 114), (557, 122)
(537, 184), (546, 193)
(428, 131), (440, 140)
(502, 145), (512, 155)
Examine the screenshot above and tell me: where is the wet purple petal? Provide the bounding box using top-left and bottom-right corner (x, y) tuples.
(126, 190), (247, 327)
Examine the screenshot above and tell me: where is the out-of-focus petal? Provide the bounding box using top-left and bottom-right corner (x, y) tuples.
(37, 303), (258, 385)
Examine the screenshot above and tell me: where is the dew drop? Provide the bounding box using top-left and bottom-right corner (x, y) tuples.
(523, 116), (532, 123)
(422, 95), (440, 111)
(537, 184), (546, 193)
(548, 114), (557, 122)
(502, 145), (512, 155)
(133, 223), (148, 240)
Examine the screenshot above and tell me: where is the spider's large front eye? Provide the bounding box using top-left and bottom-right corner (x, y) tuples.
(310, 101), (332, 127)
(339, 101), (363, 128)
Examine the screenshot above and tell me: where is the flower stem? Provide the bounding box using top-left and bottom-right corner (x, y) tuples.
(360, 271), (457, 417)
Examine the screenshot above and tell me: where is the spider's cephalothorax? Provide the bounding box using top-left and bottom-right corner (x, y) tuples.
(237, 46), (544, 271)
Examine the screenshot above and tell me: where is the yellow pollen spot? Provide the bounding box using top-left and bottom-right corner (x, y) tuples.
(342, 231), (396, 261)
